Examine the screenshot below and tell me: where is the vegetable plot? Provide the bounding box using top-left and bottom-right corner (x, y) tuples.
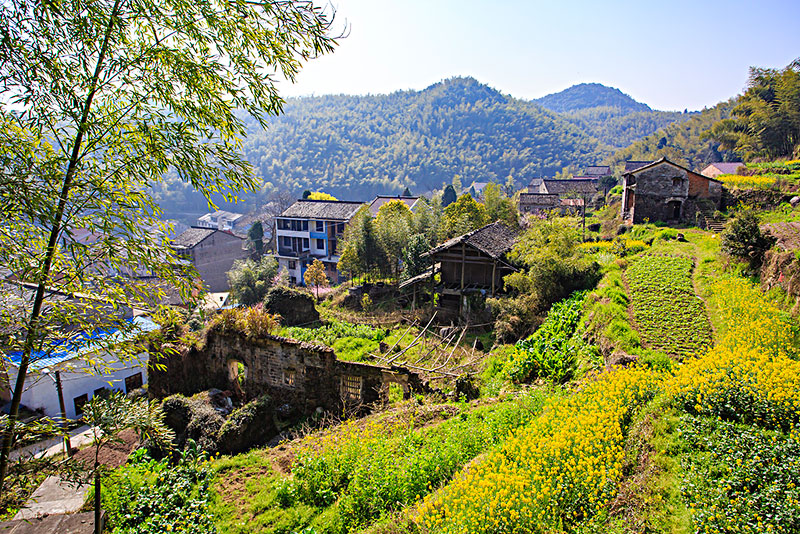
(625, 254), (713, 358)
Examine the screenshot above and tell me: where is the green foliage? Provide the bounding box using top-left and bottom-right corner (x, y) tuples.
(442, 184), (457, 207)
(625, 254), (713, 358)
(217, 395), (275, 455)
(280, 319), (387, 360)
(286, 394), (550, 531)
(247, 221), (264, 257)
(375, 200), (413, 277)
(482, 183), (518, 227)
(534, 83), (653, 114)
(101, 445), (216, 534)
(401, 234), (431, 280)
(442, 194), (488, 238)
(338, 206), (388, 280)
(228, 256), (279, 306)
(504, 291), (592, 383)
(304, 259), (329, 300)
(608, 99), (739, 172)
(709, 59), (800, 160)
(721, 209), (776, 269)
(209, 304), (280, 340)
(677, 415), (800, 534)
(308, 192), (338, 201)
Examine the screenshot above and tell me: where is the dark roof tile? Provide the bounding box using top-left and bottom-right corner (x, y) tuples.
(428, 221), (518, 259)
(172, 227), (215, 248)
(280, 200), (364, 220)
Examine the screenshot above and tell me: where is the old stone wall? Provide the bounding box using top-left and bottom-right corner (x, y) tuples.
(149, 331), (421, 416)
(630, 162), (721, 224)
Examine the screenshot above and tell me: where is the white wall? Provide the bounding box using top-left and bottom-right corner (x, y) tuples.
(9, 352), (149, 420)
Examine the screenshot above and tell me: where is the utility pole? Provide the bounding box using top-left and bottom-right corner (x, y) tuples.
(44, 368), (72, 456)
(54, 371), (72, 457)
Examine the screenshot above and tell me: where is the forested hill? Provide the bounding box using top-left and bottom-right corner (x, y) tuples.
(239, 77), (606, 201)
(534, 82), (652, 113)
(153, 77), (698, 220)
(608, 99), (739, 171)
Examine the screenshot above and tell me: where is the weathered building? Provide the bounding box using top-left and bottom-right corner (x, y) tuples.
(425, 222), (518, 322)
(173, 227), (248, 292)
(518, 193), (583, 216)
(536, 178), (599, 197)
(148, 330), (422, 414)
(274, 200), (364, 285)
(621, 158), (723, 225)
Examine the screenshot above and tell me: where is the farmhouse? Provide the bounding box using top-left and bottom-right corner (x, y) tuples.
(424, 221), (518, 322)
(701, 162), (745, 179)
(621, 157), (723, 225)
(172, 227), (248, 292)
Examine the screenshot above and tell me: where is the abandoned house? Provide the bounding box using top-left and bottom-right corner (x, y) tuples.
(621, 157), (723, 225)
(274, 199), (364, 285)
(421, 221), (518, 322)
(172, 227), (248, 292)
(148, 329), (422, 415)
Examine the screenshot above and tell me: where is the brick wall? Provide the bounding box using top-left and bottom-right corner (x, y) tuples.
(148, 331), (421, 415)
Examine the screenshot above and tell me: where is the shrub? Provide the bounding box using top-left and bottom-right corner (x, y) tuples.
(721, 209), (775, 270)
(504, 291), (590, 384)
(264, 285), (319, 326)
(217, 395), (276, 455)
(208, 304), (280, 340)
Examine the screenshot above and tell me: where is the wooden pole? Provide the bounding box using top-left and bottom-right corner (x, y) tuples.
(55, 371), (72, 457)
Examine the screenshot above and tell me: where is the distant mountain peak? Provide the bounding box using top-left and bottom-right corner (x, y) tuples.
(535, 83), (652, 113)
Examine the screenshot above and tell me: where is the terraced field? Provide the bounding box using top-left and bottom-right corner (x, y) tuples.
(624, 254), (713, 358)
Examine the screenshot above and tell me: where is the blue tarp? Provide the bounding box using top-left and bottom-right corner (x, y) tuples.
(4, 316), (159, 371)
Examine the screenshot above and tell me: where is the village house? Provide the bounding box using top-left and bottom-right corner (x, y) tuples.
(2, 316), (158, 419)
(274, 199), (364, 285)
(701, 162), (745, 179)
(423, 221), (518, 322)
(518, 193), (584, 216)
(172, 227), (248, 292)
(621, 157), (723, 225)
(196, 210), (245, 233)
(519, 177), (599, 215)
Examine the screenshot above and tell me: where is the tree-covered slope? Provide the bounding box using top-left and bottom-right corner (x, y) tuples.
(607, 99), (740, 171)
(240, 77), (607, 200)
(534, 82), (652, 113)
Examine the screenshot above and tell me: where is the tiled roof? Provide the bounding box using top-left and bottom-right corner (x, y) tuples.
(624, 160), (654, 172)
(585, 165), (611, 176)
(625, 157), (723, 183)
(428, 221), (518, 259)
(280, 200), (365, 221)
(368, 196), (420, 216)
(541, 179), (598, 195)
(172, 227), (215, 248)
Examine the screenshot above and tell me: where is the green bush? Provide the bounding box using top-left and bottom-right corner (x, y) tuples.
(504, 291), (591, 384)
(101, 443), (216, 534)
(721, 209), (776, 270)
(217, 395), (276, 455)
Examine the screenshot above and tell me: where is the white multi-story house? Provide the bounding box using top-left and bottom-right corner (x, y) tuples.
(274, 200), (364, 285)
(196, 210), (244, 232)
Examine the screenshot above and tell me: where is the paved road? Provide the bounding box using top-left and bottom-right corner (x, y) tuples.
(9, 426), (95, 462)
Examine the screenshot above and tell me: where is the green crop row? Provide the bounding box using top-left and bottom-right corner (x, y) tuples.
(625, 254), (713, 358)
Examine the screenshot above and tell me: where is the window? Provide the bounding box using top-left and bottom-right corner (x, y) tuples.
(317, 238), (325, 250)
(94, 387), (107, 397)
(302, 220), (309, 231)
(125, 372), (143, 392)
(672, 177), (682, 187)
(73, 393), (88, 416)
(341, 375), (362, 400)
(283, 369), (296, 387)
(282, 236), (291, 247)
(302, 238), (309, 250)
(316, 221), (324, 232)
(288, 260), (296, 269)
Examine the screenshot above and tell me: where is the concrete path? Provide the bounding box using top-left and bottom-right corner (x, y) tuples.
(0, 511), (100, 533)
(12, 476), (89, 520)
(9, 426), (94, 462)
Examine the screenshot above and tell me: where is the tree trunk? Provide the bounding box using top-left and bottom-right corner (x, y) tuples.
(0, 0), (121, 489)
(94, 462), (102, 534)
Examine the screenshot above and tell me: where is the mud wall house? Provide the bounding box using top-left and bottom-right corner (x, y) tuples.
(274, 199), (364, 285)
(2, 316), (157, 419)
(172, 227), (248, 292)
(424, 222), (518, 322)
(148, 330), (421, 415)
(621, 158), (723, 225)
(518, 193), (585, 216)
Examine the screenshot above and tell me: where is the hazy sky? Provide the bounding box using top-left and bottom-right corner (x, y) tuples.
(277, 0), (800, 111)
